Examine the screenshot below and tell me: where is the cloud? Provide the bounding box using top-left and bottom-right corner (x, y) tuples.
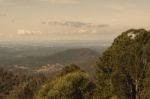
(40, 21), (110, 36)
(17, 29), (42, 36)
(42, 21), (109, 28)
(11, 21), (110, 40)
(39, 21), (110, 37)
(47, 21), (91, 27)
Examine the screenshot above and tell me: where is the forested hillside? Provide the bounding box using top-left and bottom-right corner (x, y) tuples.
(34, 64), (95, 99)
(0, 29), (150, 99)
(0, 48), (101, 76)
(0, 68), (46, 99)
(96, 29), (150, 99)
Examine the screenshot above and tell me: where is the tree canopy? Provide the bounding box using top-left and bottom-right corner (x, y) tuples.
(96, 29), (150, 99)
(35, 64), (95, 99)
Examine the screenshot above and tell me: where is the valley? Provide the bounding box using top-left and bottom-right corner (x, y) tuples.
(0, 40), (110, 76)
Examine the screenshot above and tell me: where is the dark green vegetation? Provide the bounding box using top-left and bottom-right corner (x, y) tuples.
(96, 29), (150, 99)
(35, 64), (95, 99)
(0, 29), (150, 99)
(0, 68), (46, 99)
(0, 64), (95, 99)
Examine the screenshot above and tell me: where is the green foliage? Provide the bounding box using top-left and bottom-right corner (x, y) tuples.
(35, 66), (95, 99)
(0, 68), (46, 99)
(96, 29), (150, 99)
(140, 64), (150, 99)
(111, 69), (131, 99)
(60, 64), (81, 76)
(0, 68), (22, 99)
(6, 74), (46, 99)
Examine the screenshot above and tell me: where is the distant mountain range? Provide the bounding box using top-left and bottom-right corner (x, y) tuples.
(32, 48), (100, 74)
(0, 47), (103, 75)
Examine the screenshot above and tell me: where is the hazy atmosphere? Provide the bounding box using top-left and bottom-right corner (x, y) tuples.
(0, 0), (150, 41)
(0, 0), (150, 99)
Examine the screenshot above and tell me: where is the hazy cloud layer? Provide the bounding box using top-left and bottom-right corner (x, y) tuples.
(17, 29), (42, 36)
(14, 21), (110, 39)
(42, 21), (109, 28)
(0, 0), (150, 41)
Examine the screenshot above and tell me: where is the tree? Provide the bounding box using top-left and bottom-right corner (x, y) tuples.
(0, 68), (22, 99)
(60, 64), (81, 76)
(6, 74), (46, 99)
(35, 65), (95, 99)
(96, 29), (150, 99)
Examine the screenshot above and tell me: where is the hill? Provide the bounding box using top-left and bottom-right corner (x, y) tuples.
(96, 29), (150, 99)
(1, 48), (100, 75)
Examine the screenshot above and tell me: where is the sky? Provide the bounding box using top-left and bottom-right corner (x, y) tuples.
(0, 0), (150, 41)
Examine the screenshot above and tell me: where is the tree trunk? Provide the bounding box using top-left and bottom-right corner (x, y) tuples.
(135, 80), (139, 99)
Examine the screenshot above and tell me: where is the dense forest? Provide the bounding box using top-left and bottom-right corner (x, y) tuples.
(96, 29), (150, 99)
(0, 29), (150, 99)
